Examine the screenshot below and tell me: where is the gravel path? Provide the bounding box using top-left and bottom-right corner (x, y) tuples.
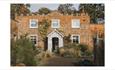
(43, 56), (77, 66)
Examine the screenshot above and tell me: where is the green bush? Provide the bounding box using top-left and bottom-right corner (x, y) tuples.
(78, 60), (93, 66)
(11, 36), (37, 66)
(85, 50), (93, 56)
(35, 51), (54, 65)
(77, 44), (88, 52)
(59, 43), (93, 58)
(59, 44), (81, 58)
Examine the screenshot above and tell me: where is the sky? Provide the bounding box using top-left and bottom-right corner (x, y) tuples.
(29, 4), (80, 12)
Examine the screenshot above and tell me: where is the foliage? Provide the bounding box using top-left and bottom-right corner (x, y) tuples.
(58, 4), (76, 15)
(35, 51), (53, 65)
(11, 35), (36, 66)
(11, 4), (30, 20)
(79, 4), (104, 23)
(38, 7), (51, 15)
(59, 44), (81, 58)
(77, 44), (88, 52)
(94, 39), (104, 66)
(38, 19), (50, 41)
(59, 43), (93, 58)
(63, 34), (71, 45)
(74, 59), (94, 66)
(85, 50), (93, 56)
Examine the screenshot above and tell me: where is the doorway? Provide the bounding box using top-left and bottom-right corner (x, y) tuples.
(52, 37), (59, 52)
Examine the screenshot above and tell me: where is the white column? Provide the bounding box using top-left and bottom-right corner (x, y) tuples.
(59, 37), (63, 48)
(48, 37), (52, 52)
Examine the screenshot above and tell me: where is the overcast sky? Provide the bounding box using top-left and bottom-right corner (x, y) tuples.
(29, 4), (80, 12)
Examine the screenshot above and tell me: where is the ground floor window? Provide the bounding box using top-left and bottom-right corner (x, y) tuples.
(30, 36), (37, 45)
(71, 35), (80, 44)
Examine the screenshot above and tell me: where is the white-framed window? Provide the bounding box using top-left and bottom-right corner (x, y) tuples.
(29, 34), (38, 46)
(72, 19), (80, 28)
(71, 35), (80, 44)
(51, 19), (60, 28)
(29, 19), (38, 28)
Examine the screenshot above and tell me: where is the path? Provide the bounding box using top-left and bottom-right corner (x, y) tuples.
(42, 56), (78, 66)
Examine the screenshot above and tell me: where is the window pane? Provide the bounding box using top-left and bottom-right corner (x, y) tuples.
(52, 20), (59, 28)
(53, 22), (58, 27)
(72, 19), (80, 28)
(31, 21), (37, 27)
(73, 36), (79, 44)
(30, 36), (37, 45)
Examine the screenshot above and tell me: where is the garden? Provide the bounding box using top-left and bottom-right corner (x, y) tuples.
(11, 34), (94, 66)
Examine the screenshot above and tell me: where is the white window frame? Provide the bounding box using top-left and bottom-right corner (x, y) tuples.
(71, 19), (80, 28)
(29, 19), (38, 28)
(51, 19), (60, 28)
(29, 34), (38, 46)
(71, 34), (80, 44)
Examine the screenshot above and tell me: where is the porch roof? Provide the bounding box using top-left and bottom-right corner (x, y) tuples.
(47, 29), (64, 37)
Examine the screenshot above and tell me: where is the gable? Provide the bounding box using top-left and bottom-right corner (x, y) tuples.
(47, 29), (64, 38)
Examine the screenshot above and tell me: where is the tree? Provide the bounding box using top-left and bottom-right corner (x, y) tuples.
(11, 34), (36, 66)
(79, 4), (104, 23)
(11, 4), (31, 38)
(58, 4), (76, 15)
(90, 24), (104, 65)
(11, 4), (30, 20)
(38, 7), (51, 15)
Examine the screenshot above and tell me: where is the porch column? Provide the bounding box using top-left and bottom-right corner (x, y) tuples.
(59, 37), (63, 48)
(48, 37), (52, 52)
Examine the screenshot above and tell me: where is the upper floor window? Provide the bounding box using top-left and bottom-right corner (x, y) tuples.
(30, 19), (38, 28)
(51, 19), (60, 28)
(72, 19), (80, 28)
(71, 35), (80, 44)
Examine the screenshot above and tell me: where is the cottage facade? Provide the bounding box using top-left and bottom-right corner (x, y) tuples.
(12, 11), (104, 52)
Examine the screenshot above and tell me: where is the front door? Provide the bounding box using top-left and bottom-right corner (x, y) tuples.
(52, 37), (59, 52)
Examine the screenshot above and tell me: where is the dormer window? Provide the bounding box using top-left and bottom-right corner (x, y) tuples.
(72, 19), (80, 28)
(51, 19), (60, 28)
(30, 19), (38, 28)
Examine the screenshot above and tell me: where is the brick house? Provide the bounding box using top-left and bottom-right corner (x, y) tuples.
(12, 11), (104, 52)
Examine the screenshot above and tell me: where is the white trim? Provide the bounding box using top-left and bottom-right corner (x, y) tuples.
(47, 29), (64, 52)
(47, 29), (64, 38)
(71, 34), (80, 44)
(28, 34), (38, 46)
(51, 19), (60, 28)
(71, 19), (80, 28)
(29, 19), (38, 28)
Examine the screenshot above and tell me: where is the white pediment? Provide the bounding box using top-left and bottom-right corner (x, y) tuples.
(47, 29), (64, 38)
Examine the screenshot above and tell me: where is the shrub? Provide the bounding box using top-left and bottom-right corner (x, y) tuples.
(76, 59), (94, 66)
(59, 47), (66, 56)
(77, 44), (88, 52)
(59, 44), (81, 58)
(85, 50), (93, 56)
(45, 51), (53, 58)
(35, 47), (44, 54)
(11, 35), (37, 66)
(63, 34), (71, 45)
(35, 51), (54, 65)
(68, 47), (81, 58)
(59, 43), (92, 58)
